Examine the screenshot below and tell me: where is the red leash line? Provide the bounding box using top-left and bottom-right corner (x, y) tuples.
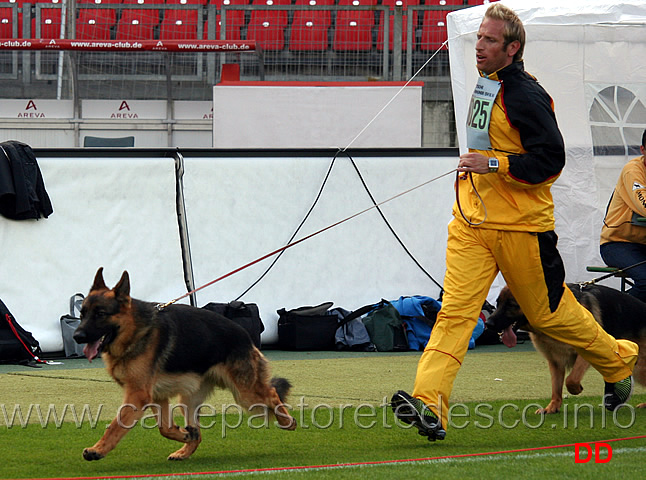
(157, 168), (457, 309)
(4, 314), (45, 364)
(28, 434), (646, 480)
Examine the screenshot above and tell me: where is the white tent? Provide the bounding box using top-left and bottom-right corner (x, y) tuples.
(447, 0), (646, 289)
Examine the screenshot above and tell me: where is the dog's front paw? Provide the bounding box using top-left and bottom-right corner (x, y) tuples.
(277, 416), (297, 430)
(167, 444), (197, 461)
(535, 403), (560, 415)
(566, 382), (583, 395)
(82, 448), (105, 461)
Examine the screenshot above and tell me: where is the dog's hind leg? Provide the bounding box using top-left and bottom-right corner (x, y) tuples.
(156, 397), (202, 461)
(565, 354), (590, 396)
(536, 360), (565, 414)
(221, 349), (297, 430)
(268, 377), (297, 429)
(234, 381), (296, 430)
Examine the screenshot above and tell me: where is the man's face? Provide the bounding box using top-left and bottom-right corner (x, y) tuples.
(476, 17), (516, 75)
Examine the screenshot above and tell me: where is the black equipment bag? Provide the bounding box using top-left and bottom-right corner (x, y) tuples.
(361, 299), (409, 352)
(0, 298), (44, 365)
(202, 301), (265, 348)
(60, 293), (85, 357)
(277, 302), (338, 350)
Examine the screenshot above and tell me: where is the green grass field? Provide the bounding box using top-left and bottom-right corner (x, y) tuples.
(1, 345), (645, 479)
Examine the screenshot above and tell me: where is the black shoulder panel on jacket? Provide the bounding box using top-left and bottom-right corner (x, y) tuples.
(498, 63), (566, 185)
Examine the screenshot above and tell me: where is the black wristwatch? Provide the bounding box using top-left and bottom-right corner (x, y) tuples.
(488, 157), (499, 173)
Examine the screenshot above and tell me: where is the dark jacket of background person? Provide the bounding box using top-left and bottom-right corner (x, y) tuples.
(0, 140), (53, 220)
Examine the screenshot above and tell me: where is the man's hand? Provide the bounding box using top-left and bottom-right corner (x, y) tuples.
(458, 153), (492, 174)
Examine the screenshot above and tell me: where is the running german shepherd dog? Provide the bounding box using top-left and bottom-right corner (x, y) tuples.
(488, 283), (646, 414)
(73, 268), (296, 461)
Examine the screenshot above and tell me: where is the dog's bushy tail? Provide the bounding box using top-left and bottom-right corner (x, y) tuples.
(271, 377), (292, 403)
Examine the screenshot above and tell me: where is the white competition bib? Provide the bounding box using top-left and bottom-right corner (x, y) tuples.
(466, 76), (501, 150)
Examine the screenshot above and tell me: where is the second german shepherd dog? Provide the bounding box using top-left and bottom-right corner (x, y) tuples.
(488, 283), (646, 414)
(73, 268), (296, 461)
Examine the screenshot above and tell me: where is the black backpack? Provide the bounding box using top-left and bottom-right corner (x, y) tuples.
(202, 301), (265, 348)
(0, 298), (44, 366)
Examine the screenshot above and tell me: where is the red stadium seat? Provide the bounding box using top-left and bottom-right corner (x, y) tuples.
(333, 18), (373, 51)
(122, 0), (165, 27)
(166, 0), (206, 5)
(122, 0), (165, 5)
(376, 15), (415, 51)
(159, 9), (200, 39)
(420, 10), (448, 51)
(203, 14), (243, 40)
(78, 0), (122, 3)
(288, 0), (333, 52)
(246, 18), (284, 50)
(163, 0), (204, 38)
(420, 0), (462, 51)
(32, 7), (62, 39)
(77, 0), (121, 29)
(376, 0), (418, 51)
(115, 9), (158, 40)
(76, 9), (116, 39)
(250, 0), (289, 28)
(0, 8), (16, 38)
(206, 0), (246, 40)
(246, 0), (291, 50)
(333, 0), (377, 51)
(337, 0), (376, 18)
(3, 0), (26, 37)
(380, 0), (419, 9)
(381, 0), (415, 5)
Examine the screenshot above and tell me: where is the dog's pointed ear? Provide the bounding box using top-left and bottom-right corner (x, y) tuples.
(113, 271), (131, 300)
(91, 267), (107, 291)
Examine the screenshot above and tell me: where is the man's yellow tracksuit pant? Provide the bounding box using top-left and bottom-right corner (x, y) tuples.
(413, 219), (639, 429)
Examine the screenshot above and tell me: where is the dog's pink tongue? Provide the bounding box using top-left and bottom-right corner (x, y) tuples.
(83, 341), (100, 362)
(501, 325), (517, 348)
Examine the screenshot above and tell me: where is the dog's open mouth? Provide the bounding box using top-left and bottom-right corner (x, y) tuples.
(83, 335), (106, 362)
(500, 322), (517, 348)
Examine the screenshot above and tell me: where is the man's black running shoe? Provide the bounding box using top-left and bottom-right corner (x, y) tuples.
(604, 375), (633, 411)
(391, 390), (446, 441)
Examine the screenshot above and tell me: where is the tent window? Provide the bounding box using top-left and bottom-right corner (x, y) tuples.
(590, 85), (646, 156)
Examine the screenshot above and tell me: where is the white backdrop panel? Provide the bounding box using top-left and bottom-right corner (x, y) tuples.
(182, 154), (456, 344)
(0, 157), (187, 352)
(212, 83), (423, 148)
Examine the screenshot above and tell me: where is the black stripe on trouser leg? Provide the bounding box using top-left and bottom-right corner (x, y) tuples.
(537, 231), (566, 313)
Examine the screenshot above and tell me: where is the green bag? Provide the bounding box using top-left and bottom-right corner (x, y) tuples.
(362, 300), (409, 352)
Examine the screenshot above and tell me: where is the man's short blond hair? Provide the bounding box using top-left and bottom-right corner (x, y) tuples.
(485, 3), (525, 63)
